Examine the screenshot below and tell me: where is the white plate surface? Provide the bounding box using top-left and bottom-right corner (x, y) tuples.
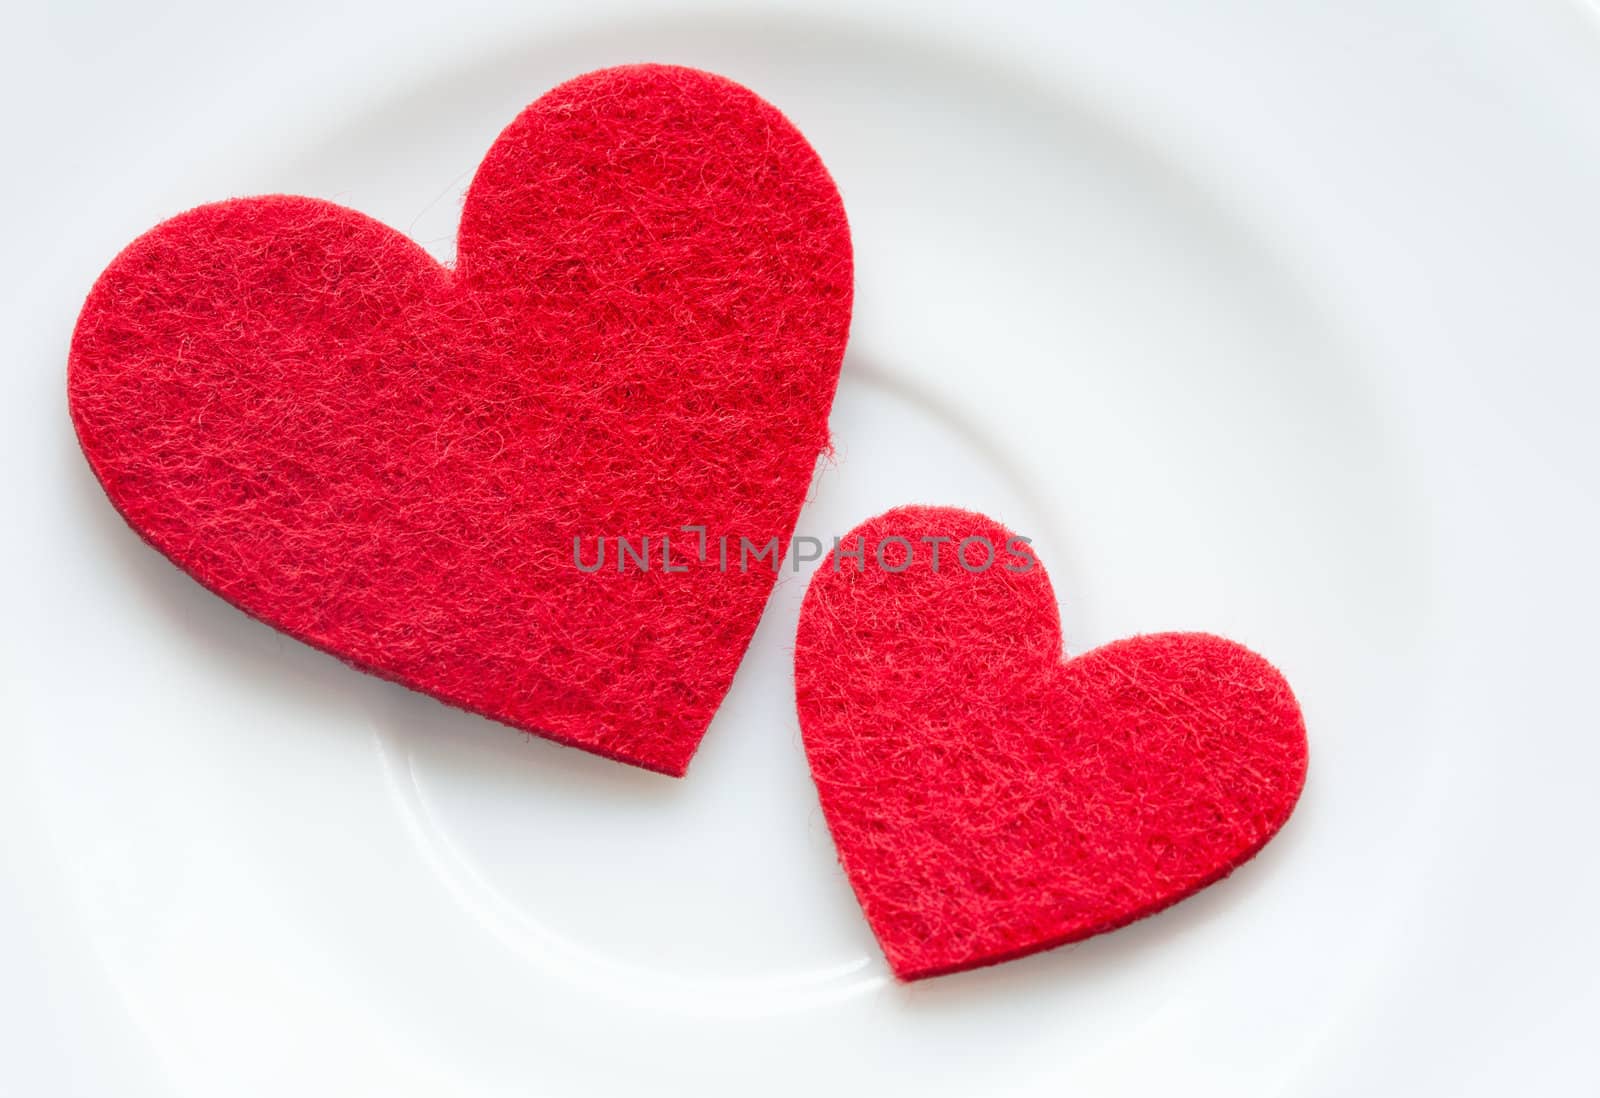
(4, 3), (1599, 1095)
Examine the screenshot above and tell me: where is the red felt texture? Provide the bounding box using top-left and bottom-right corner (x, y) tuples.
(794, 507), (1307, 980)
(69, 64), (852, 776)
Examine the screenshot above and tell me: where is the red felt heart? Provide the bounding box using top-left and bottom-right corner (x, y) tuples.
(794, 506), (1307, 979)
(69, 65), (852, 776)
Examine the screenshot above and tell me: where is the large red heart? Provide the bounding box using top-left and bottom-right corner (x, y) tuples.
(69, 65), (852, 776)
(794, 506), (1307, 979)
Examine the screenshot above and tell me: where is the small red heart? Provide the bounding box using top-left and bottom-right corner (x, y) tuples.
(69, 65), (852, 776)
(794, 506), (1307, 979)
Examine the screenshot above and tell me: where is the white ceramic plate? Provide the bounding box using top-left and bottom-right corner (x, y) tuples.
(5, 3), (1598, 1095)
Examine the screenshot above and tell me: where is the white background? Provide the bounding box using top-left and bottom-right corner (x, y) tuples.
(3, 2), (1598, 1094)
